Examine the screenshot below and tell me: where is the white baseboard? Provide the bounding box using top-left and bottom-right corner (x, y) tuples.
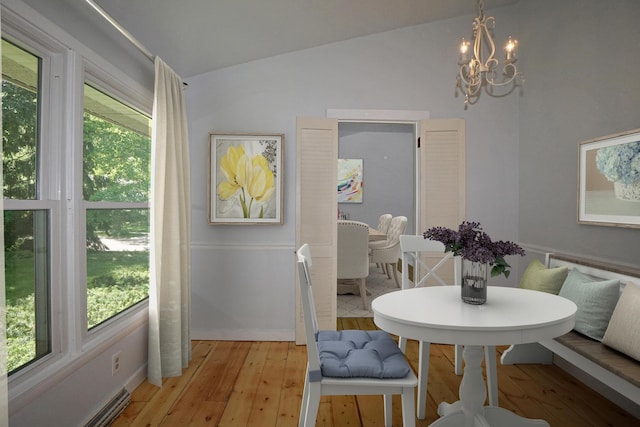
(191, 329), (294, 341)
(125, 364), (148, 392)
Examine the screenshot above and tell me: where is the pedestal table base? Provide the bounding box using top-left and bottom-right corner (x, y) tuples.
(429, 346), (549, 427)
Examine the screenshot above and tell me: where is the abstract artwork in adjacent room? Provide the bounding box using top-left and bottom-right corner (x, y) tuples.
(337, 158), (363, 203)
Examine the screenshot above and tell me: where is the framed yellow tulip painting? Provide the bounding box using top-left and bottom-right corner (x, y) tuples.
(209, 132), (284, 224)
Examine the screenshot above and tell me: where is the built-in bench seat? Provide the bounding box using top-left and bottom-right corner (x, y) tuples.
(502, 253), (640, 418)
(553, 331), (640, 389)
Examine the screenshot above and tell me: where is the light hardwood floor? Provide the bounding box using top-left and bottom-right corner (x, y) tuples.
(113, 318), (637, 426)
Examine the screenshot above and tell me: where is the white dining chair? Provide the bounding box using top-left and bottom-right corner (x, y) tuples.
(369, 216), (407, 286)
(375, 214), (393, 234)
(337, 220), (370, 309)
(370, 213), (393, 272)
(297, 244), (417, 427)
(398, 235), (498, 419)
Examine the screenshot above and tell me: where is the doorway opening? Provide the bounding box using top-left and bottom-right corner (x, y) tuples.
(337, 122), (416, 234)
(336, 121), (417, 317)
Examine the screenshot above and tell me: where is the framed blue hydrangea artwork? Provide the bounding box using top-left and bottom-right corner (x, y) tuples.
(578, 128), (640, 228)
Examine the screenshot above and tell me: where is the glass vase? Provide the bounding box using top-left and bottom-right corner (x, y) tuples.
(461, 259), (488, 305)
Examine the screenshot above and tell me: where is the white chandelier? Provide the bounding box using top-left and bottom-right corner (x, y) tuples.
(456, 0), (524, 106)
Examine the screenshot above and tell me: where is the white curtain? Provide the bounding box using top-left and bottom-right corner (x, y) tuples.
(148, 57), (192, 387)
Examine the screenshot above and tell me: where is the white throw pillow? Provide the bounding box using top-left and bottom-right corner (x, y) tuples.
(602, 282), (640, 362)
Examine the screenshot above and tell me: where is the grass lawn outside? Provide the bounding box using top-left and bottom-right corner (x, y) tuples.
(5, 247), (149, 373)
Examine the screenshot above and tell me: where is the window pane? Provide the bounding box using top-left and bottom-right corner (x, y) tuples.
(4, 210), (50, 373)
(2, 39), (40, 200)
(83, 84), (151, 202)
(3, 39), (49, 375)
(86, 209), (149, 329)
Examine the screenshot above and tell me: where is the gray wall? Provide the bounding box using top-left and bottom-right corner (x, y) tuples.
(187, 0), (640, 342)
(187, 4), (522, 340)
(517, 0), (640, 266)
(337, 122), (416, 235)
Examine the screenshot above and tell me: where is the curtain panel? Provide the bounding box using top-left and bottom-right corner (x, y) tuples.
(148, 57), (192, 386)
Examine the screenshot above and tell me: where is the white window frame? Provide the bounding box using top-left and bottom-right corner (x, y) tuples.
(80, 68), (151, 343)
(2, 19), (68, 384)
(3, 1), (153, 409)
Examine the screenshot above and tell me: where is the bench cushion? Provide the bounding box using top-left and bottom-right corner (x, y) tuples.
(519, 258), (568, 294)
(603, 282), (640, 362)
(317, 330), (411, 378)
(558, 268), (620, 341)
(555, 331), (640, 388)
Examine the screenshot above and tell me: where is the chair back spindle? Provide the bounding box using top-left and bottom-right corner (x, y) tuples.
(399, 235), (460, 289)
(297, 245), (322, 373)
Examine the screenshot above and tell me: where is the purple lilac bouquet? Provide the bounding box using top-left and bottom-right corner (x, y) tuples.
(423, 221), (525, 278)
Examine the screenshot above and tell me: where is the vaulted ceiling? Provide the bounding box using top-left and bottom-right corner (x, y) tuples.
(46, 0), (520, 78)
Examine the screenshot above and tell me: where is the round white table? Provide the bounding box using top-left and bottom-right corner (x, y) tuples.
(372, 286), (577, 427)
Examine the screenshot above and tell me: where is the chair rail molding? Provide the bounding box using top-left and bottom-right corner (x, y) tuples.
(519, 243), (638, 271)
(190, 241), (293, 251)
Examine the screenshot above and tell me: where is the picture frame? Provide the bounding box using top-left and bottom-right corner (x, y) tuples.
(337, 158), (363, 203)
(209, 132), (284, 224)
(578, 128), (640, 228)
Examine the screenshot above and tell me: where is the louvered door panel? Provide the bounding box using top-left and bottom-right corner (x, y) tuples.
(418, 119), (466, 286)
(296, 117), (338, 343)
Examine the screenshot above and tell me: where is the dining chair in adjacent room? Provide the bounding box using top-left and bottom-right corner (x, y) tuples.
(297, 244), (417, 427)
(376, 213), (393, 234)
(370, 213), (393, 272)
(337, 220), (371, 309)
(398, 234), (498, 419)
(369, 216), (407, 286)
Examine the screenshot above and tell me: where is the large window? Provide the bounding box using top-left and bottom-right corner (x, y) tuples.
(2, 39), (51, 374)
(3, 33), (152, 375)
(83, 84), (151, 329)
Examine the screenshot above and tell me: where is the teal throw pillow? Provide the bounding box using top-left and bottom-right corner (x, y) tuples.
(558, 268), (621, 341)
(519, 258), (568, 295)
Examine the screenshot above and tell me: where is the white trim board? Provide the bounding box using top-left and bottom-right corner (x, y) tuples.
(326, 109), (430, 122)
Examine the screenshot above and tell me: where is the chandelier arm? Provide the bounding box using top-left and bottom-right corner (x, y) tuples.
(484, 64), (520, 87)
(458, 66), (483, 97)
(458, 64), (479, 85)
(483, 80), (520, 98)
(485, 57), (498, 73)
(473, 19), (484, 68)
(480, 17), (497, 72)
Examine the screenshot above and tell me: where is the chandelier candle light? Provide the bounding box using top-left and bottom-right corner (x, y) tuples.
(456, 0), (524, 107)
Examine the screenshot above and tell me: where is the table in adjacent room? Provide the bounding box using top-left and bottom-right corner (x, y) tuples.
(368, 227), (387, 241)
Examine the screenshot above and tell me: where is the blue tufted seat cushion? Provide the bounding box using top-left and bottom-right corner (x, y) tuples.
(316, 330), (411, 378)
